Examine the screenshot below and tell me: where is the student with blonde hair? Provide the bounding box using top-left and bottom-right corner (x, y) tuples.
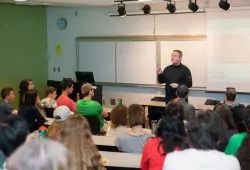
(47, 106), (73, 141)
(115, 104), (153, 153)
(61, 114), (105, 170)
(7, 140), (75, 170)
(106, 104), (128, 137)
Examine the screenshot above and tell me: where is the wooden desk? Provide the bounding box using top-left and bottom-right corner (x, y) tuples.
(100, 151), (141, 169)
(44, 117), (54, 126)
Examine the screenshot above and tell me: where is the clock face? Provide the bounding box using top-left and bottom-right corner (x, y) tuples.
(57, 17), (67, 30)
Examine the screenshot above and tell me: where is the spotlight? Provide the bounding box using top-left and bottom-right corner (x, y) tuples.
(142, 4), (151, 15)
(189, 0), (199, 12)
(167, 3), (176, 14)
(219, 0), (231, 11)
(118, 2), (126, 17)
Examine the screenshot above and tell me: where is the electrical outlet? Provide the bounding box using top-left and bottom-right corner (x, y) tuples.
(110, 98), (116, 105)
(53, 67), (56, 72)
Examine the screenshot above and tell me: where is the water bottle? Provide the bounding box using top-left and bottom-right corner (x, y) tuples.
(151, 120), (157, 135)
(39, 126), (47, 140)
(76, 93), (80, 102)
(117, 98), (122, 105)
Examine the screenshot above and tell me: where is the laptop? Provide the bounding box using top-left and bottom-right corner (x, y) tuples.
(75, 71), (95, 83)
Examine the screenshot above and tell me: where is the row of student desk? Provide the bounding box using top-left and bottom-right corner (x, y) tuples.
(43, 101), (214, 170)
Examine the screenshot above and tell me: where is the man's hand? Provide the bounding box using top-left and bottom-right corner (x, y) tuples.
(157, 68), (163, 74)
(170, 83), (179, 89)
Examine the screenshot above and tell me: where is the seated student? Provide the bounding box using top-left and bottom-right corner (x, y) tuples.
(106, 104), (128, 137)
(7, 140), (76, 170)
(156, 99), (185, 132)
(115, 104), (153, 154)
(0, 115), (29, 159)
(237, 114), (250, 170)
(225, 105), (250, 156)
(19, 79), (44, 112)
(141, 115), (189, 170)
(224, 88), (245, 132)
(176, 85), (195, 121)
(61, 114), (105, 170)
(18, 91), (45, 132)
(215, 104), (238, 143)
(41, 86), (57, 108)
(46, 106), (73, 141)
(163, 110), (240, 170)
(0, 87), (18, 118)
(76, 83), (108, 133)
(57, 79), (76, 112)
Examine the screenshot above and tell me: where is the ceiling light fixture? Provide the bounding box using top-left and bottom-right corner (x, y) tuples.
(167, 2), (176, 14)
(14, 0), (27, 2)
(219, 0), (231, 11)
(189, 0), (199, 12)
(118, 2), (126, 17)
(142, 4), (151, 15)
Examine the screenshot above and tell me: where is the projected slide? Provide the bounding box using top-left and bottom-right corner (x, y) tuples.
(206, 10), (250, 92)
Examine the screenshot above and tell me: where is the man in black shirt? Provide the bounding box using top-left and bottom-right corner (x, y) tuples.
(157, 50), (192, 103)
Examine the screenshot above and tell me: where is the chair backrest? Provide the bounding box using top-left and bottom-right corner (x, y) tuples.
(83, 115), (100, 135)
(44, 108), (55, 118)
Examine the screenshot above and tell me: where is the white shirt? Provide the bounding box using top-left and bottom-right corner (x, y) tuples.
(41, 98), (57, 108)
(163, 148), (240, 170)
(106, 126), (128, 137)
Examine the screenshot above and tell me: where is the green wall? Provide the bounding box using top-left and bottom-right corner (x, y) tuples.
(0, 4), (48, 109)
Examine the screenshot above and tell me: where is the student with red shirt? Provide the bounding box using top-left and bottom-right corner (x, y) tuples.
(141, 99), (189, 170)
(57, 79), (76, 112)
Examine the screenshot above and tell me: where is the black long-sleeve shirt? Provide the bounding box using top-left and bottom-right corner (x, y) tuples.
(158, 63), (192, 103)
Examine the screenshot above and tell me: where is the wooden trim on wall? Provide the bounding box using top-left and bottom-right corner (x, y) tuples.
(76, 35), (207, 41)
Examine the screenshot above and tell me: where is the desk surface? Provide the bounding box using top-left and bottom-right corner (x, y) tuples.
(44, 117), (54, 126)
(93, 136), (116, 146)
(100, 151), (141, 168)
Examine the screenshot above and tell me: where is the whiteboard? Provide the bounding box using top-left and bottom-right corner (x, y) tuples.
(116, 41), (157, 84)
(161, 41), (207, 87)
(78, 42), (116, 82)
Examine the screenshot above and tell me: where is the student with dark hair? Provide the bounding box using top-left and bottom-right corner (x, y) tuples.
(41, 86), (57, 108)
(0, 115), (29, 158)
(18, 91), (45, 132)
(224, 88), (245, 132)
(106, 104), (128, 137)
(141, 115), (189, 170)
(57, 79), (75, 112)
(115, 104), (153, 153)
(176, 85), (195, 121)
(156, 99), (185, 132)
(0, 87), (18, 118)
(163, 110), (240, 170)
(237, 108), (250, 170)
(215, 104), (238, 142)
(225, 105), (250, 156)
(76, 83), (108, 133)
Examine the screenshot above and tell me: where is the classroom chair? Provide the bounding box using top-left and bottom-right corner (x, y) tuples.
(83, 115), (101, 135)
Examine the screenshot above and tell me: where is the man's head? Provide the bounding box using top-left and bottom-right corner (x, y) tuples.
(1, 87), (15, 102)
(176, 85), (189, 99)
(0, 115), (29, 157)
(45, 86), (57, 99)
(61, 79), (74, 95)
(171, 50), (183, 65)
(225, 87), (236, 102)
(187, 110), (224, 150)
(81, 83), (97, 99)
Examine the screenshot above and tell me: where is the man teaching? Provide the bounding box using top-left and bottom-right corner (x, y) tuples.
(157, 50), (192, 103)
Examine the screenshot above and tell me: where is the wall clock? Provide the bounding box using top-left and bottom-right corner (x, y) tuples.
(57, 17), (67, 30)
